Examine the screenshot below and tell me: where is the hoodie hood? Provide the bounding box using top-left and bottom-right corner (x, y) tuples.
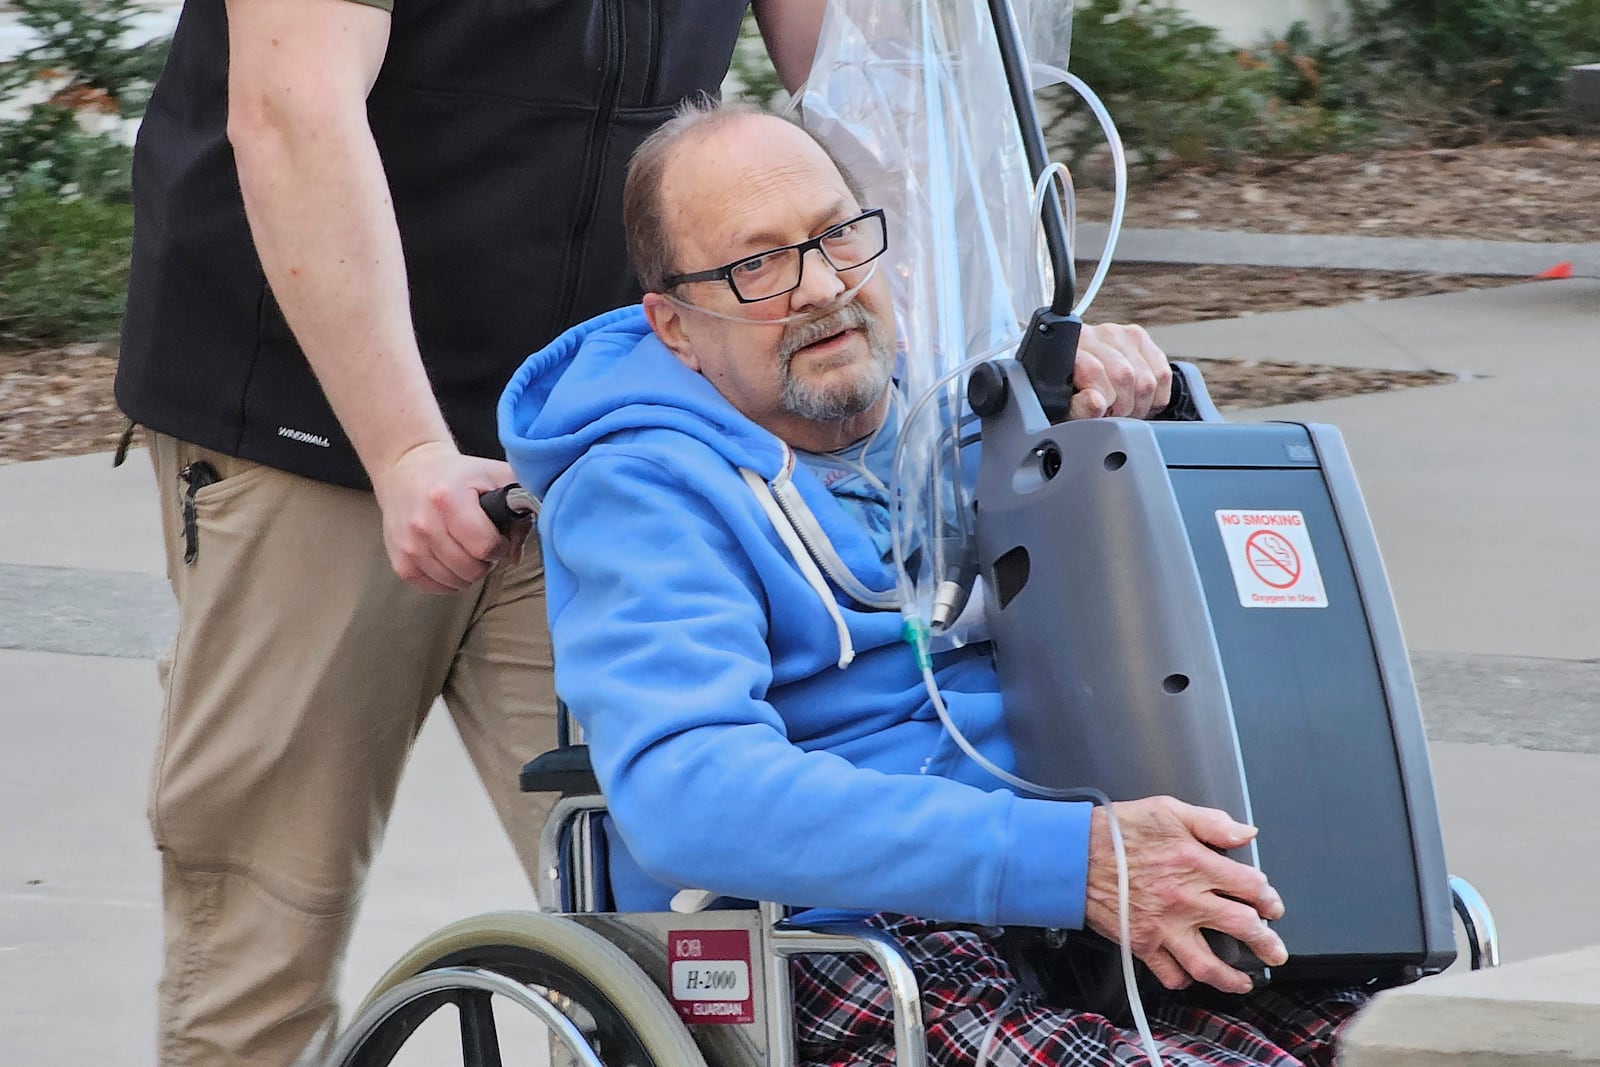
(500, 305), (790, 501)
(499, 305), (901, 642)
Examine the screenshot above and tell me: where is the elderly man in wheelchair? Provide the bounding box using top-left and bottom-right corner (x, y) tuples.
(330, 100), (1491, 1067)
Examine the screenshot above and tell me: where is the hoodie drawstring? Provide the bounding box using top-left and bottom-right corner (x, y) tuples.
(740, 467), (856, 669)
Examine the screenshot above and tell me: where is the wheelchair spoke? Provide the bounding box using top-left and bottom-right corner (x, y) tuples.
(455, 989), (504, 1067)
(329, 918), (711, 1067)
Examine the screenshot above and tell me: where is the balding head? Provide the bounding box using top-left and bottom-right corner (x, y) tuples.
(623, 99), (863, 294)
(627, 98), (896, 454)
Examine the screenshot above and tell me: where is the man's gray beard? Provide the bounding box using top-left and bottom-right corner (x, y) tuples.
(776, 302), (894, 423)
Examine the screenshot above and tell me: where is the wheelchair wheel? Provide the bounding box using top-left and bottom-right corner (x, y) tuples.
(329, 910), (710, 1067)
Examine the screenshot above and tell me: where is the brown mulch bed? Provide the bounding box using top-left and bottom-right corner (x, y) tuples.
(0, 295), (1464, 466)
(1089, 264), (1491, 410)
(6, 135), (1590, 465)
(1074, 136), (1600, 243)
(1084, 263), (1519, 327)
(1, 344), (130, 465)
(1188, 358), (1457, 411)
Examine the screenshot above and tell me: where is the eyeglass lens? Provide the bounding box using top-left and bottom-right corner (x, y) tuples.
(729, 213), (886, 301)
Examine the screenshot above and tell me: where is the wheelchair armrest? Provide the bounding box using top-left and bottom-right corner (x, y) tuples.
(770, 912), (927, 1067)
(520, 745), (599, 796)
(1450, 874), (1500, 970)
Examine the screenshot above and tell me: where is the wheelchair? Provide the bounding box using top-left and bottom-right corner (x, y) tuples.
(326, 707), (1502, 1067)
(325, 709), (927, 1067)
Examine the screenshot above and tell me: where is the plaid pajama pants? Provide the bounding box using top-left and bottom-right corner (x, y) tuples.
(791, 915), (1371, 1067)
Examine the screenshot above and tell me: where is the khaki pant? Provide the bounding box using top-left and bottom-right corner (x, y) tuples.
(146, 432), (557, 1066)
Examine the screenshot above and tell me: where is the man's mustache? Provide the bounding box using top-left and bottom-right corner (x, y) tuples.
(778, 301), (870, 364)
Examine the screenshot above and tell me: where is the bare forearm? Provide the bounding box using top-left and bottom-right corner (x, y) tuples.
(754, 0), (827, 93)
(222, 0), (507, 592)
(226, 0), (451, 481)
(230, 106), (451, 477)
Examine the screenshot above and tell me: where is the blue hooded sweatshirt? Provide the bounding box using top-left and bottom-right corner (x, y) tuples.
(499, 306), (1092, 929)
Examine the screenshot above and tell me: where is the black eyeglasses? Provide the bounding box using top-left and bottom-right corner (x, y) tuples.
(662, 208), (888, 304)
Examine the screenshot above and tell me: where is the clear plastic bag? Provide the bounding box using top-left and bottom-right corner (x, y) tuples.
(792, 0), (1074, 638)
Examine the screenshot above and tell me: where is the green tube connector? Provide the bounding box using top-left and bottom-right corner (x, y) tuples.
(902, 616), (933, 671)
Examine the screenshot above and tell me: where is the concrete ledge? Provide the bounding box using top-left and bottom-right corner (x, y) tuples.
(1570, 64), (1600, 125)
(1340, 945), (1600, 1066)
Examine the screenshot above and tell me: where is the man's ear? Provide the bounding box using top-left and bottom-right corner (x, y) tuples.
(642, 292), (700, 372)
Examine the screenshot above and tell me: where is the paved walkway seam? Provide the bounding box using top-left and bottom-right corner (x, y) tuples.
(0, 563), (173, 659)
(1075, 223), (1600, 278)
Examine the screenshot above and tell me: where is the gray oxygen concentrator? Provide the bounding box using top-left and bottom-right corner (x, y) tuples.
(957, 0), (1457, 986)
(966, 356), (1456, 984)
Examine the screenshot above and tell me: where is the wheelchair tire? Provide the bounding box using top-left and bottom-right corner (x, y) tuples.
(331, 910), (711, 1067)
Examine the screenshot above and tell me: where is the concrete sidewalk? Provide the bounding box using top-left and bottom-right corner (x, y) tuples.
(2, 279), (1596, 1064)
(0, 459), (538, 1062)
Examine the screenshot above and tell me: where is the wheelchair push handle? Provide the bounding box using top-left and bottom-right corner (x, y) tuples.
(479, 483), (538, 534)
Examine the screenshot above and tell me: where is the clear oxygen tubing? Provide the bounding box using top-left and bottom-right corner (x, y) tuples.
(1034, 159), (1078, 295)
(813, 384), (904, 504)
(892, 62), (1160, 1050)
(903, 621), (1166, 1066)
(860, 4), (1162, 1059)
(891, 68), (1129, 634)
(972, 985), (1020, 1067)
(886, 348), (1168, 1066)
(890, 368), (1171, 1057)
(1030, 66), (1129, 319)
(888, 337), (1019, 617)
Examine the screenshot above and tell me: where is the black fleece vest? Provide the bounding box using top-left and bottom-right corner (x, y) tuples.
(117, 0), (748, 488)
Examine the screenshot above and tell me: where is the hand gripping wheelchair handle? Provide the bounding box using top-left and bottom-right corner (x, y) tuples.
(479, 483), (538, 534)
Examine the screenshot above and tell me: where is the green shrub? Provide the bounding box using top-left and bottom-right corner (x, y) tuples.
(727, 10), (785, 108)
(0, 0), (167, 346)
(0, 106), (135, 202)
(1343, 0), (1600, 133)
(0, 0), (168, 119)
(712, 1), (1600, 175)
(0, 180), (134, 344)
(1552, 0), (1600, 54)
(1048, 0), (1600, 174)
(1048, 0), (1371, 174)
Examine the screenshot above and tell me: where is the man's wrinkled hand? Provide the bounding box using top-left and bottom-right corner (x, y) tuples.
(1069, 322), (1174, 420)
(1084, 795), (1288, 995)
(372, 441), (516, 593)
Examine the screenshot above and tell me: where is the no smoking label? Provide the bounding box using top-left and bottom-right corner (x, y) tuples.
(1215, 510), (1328, 609)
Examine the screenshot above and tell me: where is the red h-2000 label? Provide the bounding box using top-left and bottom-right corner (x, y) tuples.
(668, 928), (755, 1025)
